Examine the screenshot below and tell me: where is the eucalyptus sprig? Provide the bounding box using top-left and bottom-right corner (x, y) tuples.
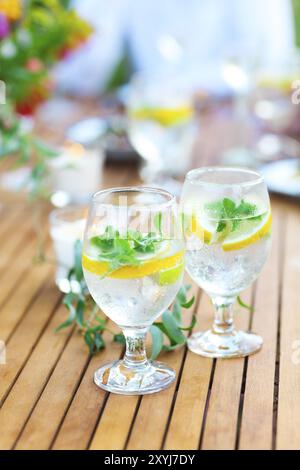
(0, 102), (59, 200)
(57, 241), (195, 358)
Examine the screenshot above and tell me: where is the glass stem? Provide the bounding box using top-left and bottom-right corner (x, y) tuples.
(122, 327), (149, 369)
(211, 296), (236, 335)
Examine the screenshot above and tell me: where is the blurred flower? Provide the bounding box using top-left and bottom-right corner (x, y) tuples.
(16, 79), (53, 116)
(0, 39), (17, 58)
(26, 58), (44, 73)
(0, 0), (21, 21)
(16, 29), (31, 47)
(0, 13), (9, 39)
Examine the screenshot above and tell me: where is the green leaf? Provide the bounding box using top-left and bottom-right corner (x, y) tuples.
(162, 344), (181, 352)
(113, 333), (126, 345)
(176, 284), (191, 305)
(33, 139), (58, 158)
(172, 301), (182, 324)
(162, 311), (186, 345)
(179, 314), (197, 331)
(223, 197), (236, 216)
(55, 292), (76, 332)
(179, 296), (195, 309)
(152, 321), (168, 336)
(236, 199), (256, 217)
(89, 322), (106, 333)
(217, 221), (227, 233)
(89, 227), (164, 275)
(237, 296), (254, 313)
(75, 298), (85, 328)
(84, 331), (95, 354)
(74, 240), (83, 282)
(94, 332), (105, 351)
(150, 325), (164, 360)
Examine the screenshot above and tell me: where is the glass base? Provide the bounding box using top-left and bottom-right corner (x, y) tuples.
(187, 329), (263, 359)
(94, 360), (176, 395)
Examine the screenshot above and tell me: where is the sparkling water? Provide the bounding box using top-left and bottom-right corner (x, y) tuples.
(84, 271), (182, 328)
(83, 241), (184, 328)
(185, 231), (271, 298)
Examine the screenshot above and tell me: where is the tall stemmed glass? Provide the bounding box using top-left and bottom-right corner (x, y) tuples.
(83, 187), (184, 394)
(180, 168), (272, 358)
(127, 73), (197, 188)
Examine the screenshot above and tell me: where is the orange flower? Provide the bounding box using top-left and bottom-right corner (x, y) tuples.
(0, 0), (21, 21)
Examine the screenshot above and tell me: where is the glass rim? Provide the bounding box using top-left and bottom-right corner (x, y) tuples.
(185, 167), (264, 188)
(92, 186), (176, 209)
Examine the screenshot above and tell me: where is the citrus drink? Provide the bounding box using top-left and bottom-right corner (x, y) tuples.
(83, 232), (184, 328)
(184, 203), (271, 298)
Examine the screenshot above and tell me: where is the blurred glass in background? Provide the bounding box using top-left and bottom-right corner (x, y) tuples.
(39, 0), (300, 196)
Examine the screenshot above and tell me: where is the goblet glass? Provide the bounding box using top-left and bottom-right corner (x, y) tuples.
(127, 72), (197, 187)
(83, 187), (184, 394)
(180, 167), (272, 358)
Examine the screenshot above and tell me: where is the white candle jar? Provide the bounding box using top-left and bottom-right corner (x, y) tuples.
(49, 206), (87, 293)
(48, 141), (105, 205)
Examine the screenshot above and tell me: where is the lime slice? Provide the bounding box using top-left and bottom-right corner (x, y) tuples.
(158, 261), (184, 286)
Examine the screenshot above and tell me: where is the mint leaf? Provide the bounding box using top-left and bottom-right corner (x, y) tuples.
(223, 197), (236, 216)
(236, 199), (256, 216)
(205, 197), (259, 236)
(217, 221), (227, 232)
(90, 227), (164, 274)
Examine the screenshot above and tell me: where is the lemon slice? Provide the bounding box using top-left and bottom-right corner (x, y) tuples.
(187, 212), (272, 251)
(131, 105), (192, 127)
(82, 250), (184, 279)
(222, 212), (272, 252)
(190, 215), (213, 243)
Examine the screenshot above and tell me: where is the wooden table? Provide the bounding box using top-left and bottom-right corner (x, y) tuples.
(0, 110), (300, 450)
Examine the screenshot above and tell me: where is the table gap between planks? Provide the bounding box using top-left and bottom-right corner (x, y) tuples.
(0, 111), (299, 450)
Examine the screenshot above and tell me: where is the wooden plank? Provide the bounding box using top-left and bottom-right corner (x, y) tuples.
(126, 282), (199, 450)
(0, 237), (49, 309)
(90, 281), (198, 451)
(276, 210), (300, 450)
(0, 304), (72, 450)
(0, 261), (53, 343)
(239, 211), (280, 450)
(90, 394), (139, 450)
(14, 327), (89, 449)
(200, 287), (251, 450)
(52, 331), (124, 450)
(164, 293), (213, 450)
(0, 214), (34, 274)
(0, 206), (24, 242)
(0, 276), (60, 403)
